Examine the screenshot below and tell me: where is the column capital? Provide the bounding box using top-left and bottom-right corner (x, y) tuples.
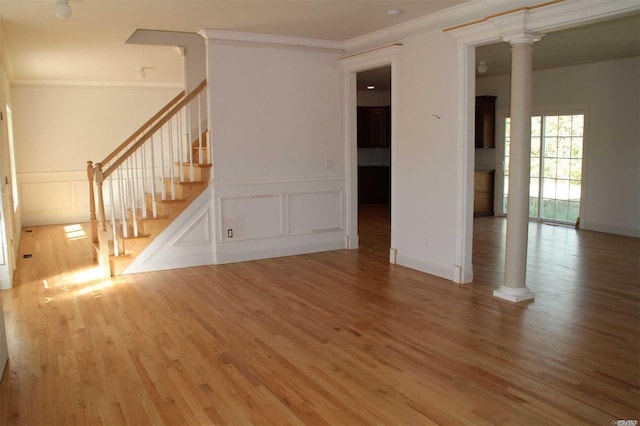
(503, 32), (543, 46)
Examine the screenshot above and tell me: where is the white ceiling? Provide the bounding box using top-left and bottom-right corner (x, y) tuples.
(476, 13), (640, 77)
(0, 0), (469, 85)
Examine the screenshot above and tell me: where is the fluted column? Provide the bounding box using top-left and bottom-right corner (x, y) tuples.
(494, 34), (540, 303)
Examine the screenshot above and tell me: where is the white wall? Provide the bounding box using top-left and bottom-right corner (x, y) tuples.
(394, 29), (462, 279)
(11, 85), (180, 225)
(207, 42), (346, 263)
(477, 56), (640, 237)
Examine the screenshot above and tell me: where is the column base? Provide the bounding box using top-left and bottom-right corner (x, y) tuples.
(493, 286), (535, 303)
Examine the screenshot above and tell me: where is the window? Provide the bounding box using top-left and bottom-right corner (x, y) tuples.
(503, 113), (584, 224)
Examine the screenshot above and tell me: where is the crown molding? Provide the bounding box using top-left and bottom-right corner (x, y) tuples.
(342, 0), (553, 53)
(339, 44), (402, 72)
(199, 29), (344, 52)
(11, 79), (183, 89)
(446, 0), (640, 45)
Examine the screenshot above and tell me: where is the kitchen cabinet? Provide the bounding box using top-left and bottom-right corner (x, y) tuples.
(475, 96), (496, 148)
(358, 107), (390, 148)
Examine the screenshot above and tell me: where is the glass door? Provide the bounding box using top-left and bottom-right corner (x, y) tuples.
(503, 113), (584, 224)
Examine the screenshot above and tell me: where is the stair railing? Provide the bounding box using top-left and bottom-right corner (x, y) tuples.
(87, 79), (208, 275)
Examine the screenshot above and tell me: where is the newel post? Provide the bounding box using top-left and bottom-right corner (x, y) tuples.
(94, 163), (106, 232)
(94, 163), (110, 277)
(86, 161), (98, 243)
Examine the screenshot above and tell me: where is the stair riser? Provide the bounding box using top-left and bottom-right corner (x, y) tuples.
(163, 181), (206, 200)
(175, 165), (211, 182)
(192, 146), (209, 163)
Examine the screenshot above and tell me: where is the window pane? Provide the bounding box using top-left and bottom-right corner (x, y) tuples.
(543, 198), (556, 219)
(569, 180), (581, 200)
(530, 158), (540, 178)
(529, 196), (538, 218)
(558, 116), (573, 136)
(557, 159), (571, 179)
(570, 159), (582, 180)
(571, 115), (584, 136)
(558, 137), (572, 158)
(555, 179), (570, 200)
(554, 200), (570, 221)
(544, 138), (557, 157)
(545, 116), (559, 136)
(531, 116), (541, 136)
(568, 201), (580, 223)
(505, 118), (511, 137)
(544, 159), (558, 179)
(543, 178), (557, 199)
(530, 177), (539, 197)
(571, 137), (583, 158)
(531, 136), (541, 157)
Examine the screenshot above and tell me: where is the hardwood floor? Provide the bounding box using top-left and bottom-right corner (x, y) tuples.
(0, 211), (638, 425)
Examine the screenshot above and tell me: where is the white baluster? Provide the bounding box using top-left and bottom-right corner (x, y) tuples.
(109, 175), (119, 257)
(168, 117), (176, 200)
(198, 92), (203, 165)
(128, 156), (139, 237)
(139, 145), (149, 219)
(177, 110), (184, 183)
(149, 136), (158, 219)
(117, 164), (128, 238)
(159, 126), (166, 201)
(187, 103), (194, 181)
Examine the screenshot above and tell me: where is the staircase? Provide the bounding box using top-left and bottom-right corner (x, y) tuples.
(87, 80), (209, 276)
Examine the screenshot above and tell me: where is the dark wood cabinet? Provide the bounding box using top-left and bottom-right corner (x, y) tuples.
(474, 171), (495, 217)
(358, 166), (390, 204)
(358, 107), (390, 148)
(475, 96), (496, 148)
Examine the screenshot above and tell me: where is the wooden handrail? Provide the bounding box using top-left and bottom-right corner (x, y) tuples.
(100, 89), (186, 167)
(103, 79), (207, 180)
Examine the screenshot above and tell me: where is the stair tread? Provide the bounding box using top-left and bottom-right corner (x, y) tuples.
(175, 162), (212, 167)
(144, 191), (187, 200)
(163, 179), (206, 185)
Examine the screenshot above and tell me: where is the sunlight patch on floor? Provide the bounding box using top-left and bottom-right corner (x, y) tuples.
(64, 224), (87, 240)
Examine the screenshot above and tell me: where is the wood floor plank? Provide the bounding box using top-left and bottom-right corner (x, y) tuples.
(0, 211), (638, 425)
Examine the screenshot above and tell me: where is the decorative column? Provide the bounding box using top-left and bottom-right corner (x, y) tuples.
(494, 34), (540, 303)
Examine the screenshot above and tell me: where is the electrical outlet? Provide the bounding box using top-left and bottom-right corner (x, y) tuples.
(227, 228), (233, 238)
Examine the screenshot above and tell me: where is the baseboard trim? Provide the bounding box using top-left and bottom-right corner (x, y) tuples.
(396, 253), (456, 282)
(580, 221), (640, 238)
(123, 254), (215, 275)
(214, 240), (345, 265)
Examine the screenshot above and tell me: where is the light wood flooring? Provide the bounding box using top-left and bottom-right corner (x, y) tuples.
(0, 205), (638, 425)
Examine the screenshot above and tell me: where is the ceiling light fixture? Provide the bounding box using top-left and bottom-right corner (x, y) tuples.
(54, 0), (72, 21)
(387, 9), (402, 17)
(367, 85), (375, 90)
(476, 60), (488, 74)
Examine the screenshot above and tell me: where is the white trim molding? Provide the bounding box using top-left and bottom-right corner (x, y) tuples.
(198, 29), (344, 52)
(445, 0), (640, 45)
(339, 44), (401, 252)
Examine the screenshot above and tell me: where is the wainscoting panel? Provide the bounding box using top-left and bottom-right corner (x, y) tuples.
(220, 194), (283, 242)
(213, 178), (346, 265)
(19, 171), (88, 226)
(287, 190), (343, 236)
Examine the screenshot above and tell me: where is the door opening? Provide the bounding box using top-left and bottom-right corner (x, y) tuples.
(356, 66), (391, 258)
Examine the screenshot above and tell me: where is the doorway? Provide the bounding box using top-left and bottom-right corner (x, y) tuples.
(356, 66), (391, 257)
